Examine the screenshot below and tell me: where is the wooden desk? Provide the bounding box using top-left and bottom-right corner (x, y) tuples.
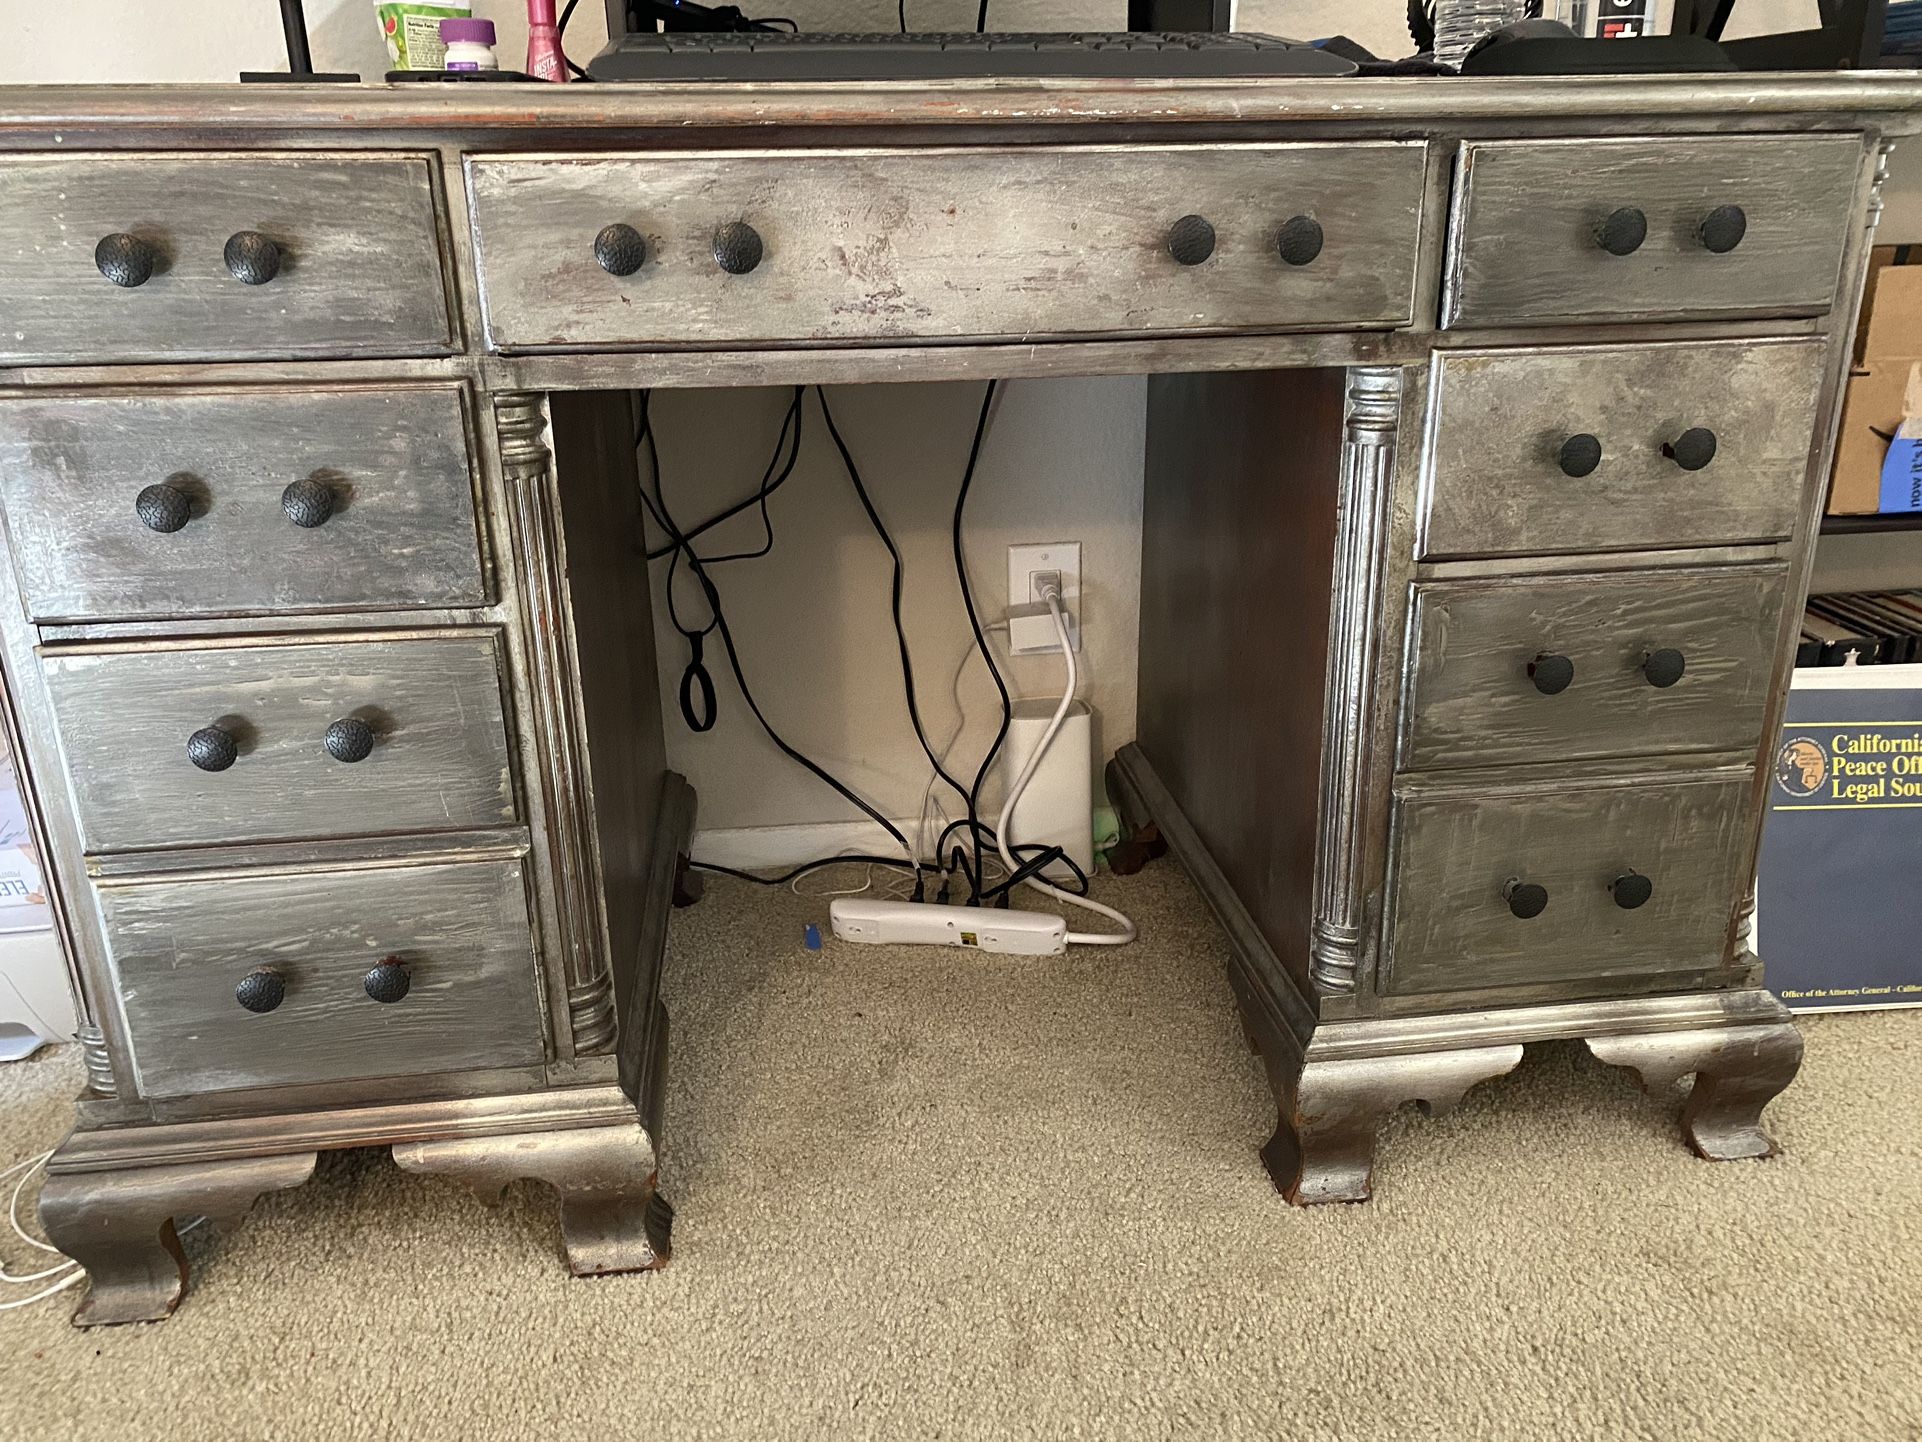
(0, 74), (1913, 1323)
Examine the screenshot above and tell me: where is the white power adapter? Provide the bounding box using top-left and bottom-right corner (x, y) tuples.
(1006, 600), (1081, 655)
(829, 898), (1068, 956)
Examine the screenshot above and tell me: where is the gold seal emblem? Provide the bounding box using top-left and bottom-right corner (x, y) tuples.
(1776, 737), (1827, 798)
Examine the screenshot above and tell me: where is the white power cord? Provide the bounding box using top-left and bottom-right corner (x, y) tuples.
(993, 587), (1137, 947)
(0, 1149), (205, 1311)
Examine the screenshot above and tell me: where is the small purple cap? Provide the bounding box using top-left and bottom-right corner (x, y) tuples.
(440, 17), (496, 42)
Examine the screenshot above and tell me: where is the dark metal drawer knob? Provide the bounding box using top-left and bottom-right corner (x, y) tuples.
(712, 221), (764, 275)
(363, 956), (411, 1004)
(594, 223), (647, 277)
(1167, 214), (1216, 266)
(1276, 214), (1324, 266)
(223, 231), (281, 285)
(135, 482), (192, 533)
(235, 967), (286, 1014)
(1698, 204), (1747, 254)
(1665, 427), (1718, 472)
(1594, 207), (1647, 257)
(1643, 648), (1687, 689)
(281, 477), (336, 528)
(1558, 433), (1603, 478)
(1611, 871), (1654, 910)
(1528, 652), (1575, 696)
(187, 724), (238, 773)
(95, 233), (156, 288)
(324, 717), (375, 763)
(1503, 878), (1549, 920)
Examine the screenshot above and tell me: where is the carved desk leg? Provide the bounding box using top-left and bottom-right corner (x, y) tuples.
(38, 1152), (318, 1326)
(393, 1120), (671, 1276)
(1263, 1043), (1525, 1205)
(1586, 1020), (1804, 1161)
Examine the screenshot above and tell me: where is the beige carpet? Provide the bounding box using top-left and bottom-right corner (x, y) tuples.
(0, 862), (1917, 1442)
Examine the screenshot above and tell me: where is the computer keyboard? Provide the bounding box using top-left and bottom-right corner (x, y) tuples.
(587, 31), (1356, 82)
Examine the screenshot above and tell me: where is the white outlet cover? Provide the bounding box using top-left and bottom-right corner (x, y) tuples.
(1006, 541), (1082, 654)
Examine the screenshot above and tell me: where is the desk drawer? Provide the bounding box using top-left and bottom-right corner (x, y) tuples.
(1442, 134), (1861, 328)
(101, 856), (544, 1098)
(1400, 565), (1788, 772)
(0, 385), (485, 623)
(0, 152), (454, 365)
(45, 632), (518, 853)
(1383, 771), (1752, 995)
(1420, 340), (1826, 559)
(467, 143), (1426, 348)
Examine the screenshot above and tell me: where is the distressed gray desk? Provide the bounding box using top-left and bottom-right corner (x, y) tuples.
(0, 75), (1914, 1325)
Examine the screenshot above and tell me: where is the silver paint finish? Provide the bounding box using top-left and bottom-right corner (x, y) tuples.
(0, 384), (487, 622)
(0, 152), (456, 364)
(466, 144), (1427, 349)
(99, 855), (544, 1097)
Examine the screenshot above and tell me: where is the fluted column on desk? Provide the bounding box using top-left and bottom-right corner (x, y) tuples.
(78, 1024), (116, 1097)
(495, 392), (617, 1056)
(1310, 365), (1403, 996)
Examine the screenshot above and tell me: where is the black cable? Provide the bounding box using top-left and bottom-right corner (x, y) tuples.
(695, 854), (923, 886)
(815, 387), (975, 820)
(952, 380), (1005, 899)
(934, 816), (1089, 897)
(644, 387), (805, 562)
(636, 393), (919, 862)
(976, 0), (989, 30)
(899, 0), (908, 30)
(558, 0), (592, 80)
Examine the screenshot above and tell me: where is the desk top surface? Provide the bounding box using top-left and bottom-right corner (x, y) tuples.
(4, 72), (1922, 138)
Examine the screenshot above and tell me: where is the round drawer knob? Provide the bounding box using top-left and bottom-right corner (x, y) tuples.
(1528, 652), (1575, 696)
(1276, 214), (1324, 266)
(324, 717), (375, 764)
(1698, 204), (1747, 255)
(1643, 648), (1687, 689)
(1503, 879), (1549, 920)
(594, 222), (647, 277)
(1667, 427), (1718, 472)
(363, 957), (410, 1004)
(1558, 433), (1603, 478)
(712, 221), (763, 275)
(223, 231), (281, 285)
(281, 477), (336, 528)
(95, 233), (156, 288)
(1594, 207), (1647, 257)
(234, 967), (286, 1014)
(1167, 214), (1216, 267)
(1611, 871), (1654, 910)
(135, 482), (192, 534)
(186, 724), (238, 773)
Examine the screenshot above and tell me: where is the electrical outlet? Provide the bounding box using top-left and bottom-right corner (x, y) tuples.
(1007, 542), (1082, 654)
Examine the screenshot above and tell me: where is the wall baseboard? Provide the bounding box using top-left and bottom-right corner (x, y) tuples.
(688, 817), (927, 872)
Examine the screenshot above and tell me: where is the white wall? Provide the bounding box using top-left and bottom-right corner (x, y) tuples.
(647, 380), (1144, 835)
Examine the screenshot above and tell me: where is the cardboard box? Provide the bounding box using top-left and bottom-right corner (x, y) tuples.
(1830, 246), (1922, 514)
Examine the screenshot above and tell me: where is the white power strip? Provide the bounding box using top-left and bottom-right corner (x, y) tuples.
(829, 898), (1068, 956)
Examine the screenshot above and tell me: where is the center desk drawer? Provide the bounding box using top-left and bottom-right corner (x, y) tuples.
(1401, 565), (1788, 772)
(1383, 771), (1753, 995)
(100, 856), (545, 1098)
(43, 633), (518, 853)
(1419, 339), (1827, 559)
(1442, 134), (1862, 328)
(0, 385), (485, 623)
(466, 144), (1427, 349)
(0, 152), (455, 365)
